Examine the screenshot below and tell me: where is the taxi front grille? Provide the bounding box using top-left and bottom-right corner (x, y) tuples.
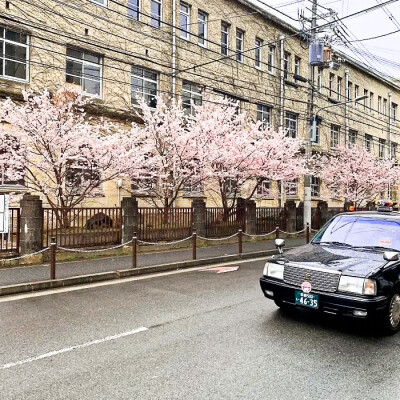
(283, 265), (340, 293)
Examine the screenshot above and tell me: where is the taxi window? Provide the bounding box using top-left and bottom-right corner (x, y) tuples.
(313, 215), (400, 250)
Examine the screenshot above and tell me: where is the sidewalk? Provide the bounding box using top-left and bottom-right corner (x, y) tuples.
(0, 237), (306, 287)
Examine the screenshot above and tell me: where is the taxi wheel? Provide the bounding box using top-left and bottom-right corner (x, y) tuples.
(383, 290), (400, 334)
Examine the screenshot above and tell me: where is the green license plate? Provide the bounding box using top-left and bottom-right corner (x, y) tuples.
(295, 290), (319, 309)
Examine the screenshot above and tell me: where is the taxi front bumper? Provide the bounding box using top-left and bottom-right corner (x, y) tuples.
(260, 277), (388, 318)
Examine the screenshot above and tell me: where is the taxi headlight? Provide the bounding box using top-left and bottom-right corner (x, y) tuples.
(338, 276), (377, 296)
(263, 262), (284, 280)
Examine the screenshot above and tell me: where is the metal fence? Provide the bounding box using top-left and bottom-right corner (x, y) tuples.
(43, 207), (122, 248)
(138, 207), (193, 241)
(206, 207), (244, 237)
(0, 208), (20, 253)
(256, 207), (287, 234)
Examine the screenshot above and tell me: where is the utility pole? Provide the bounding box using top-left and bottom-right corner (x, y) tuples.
(304, 0), (318, 229)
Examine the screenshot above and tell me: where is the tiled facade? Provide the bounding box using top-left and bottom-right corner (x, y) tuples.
(0, 0), (399, 207)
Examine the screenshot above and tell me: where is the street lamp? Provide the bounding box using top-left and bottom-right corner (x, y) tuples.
(304, 94), (368, 228)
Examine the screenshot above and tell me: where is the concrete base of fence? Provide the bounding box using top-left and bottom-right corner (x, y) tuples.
(0, 248), (285, 297)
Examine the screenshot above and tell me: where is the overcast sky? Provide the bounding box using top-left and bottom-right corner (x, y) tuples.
(249, 0), (400, 80)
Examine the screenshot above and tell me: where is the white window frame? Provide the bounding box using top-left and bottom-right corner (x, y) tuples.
(378, 96), (382, 114)
(179, 2), (190, 40)
(66, 48), (102, 98)
(181, 81), (203, 115)
(236, 29), (244, 63)
(267, 46), (275, 74)
(255, 38), (262, 70)
(364, 134), (372, 152)
(379, 139), (386, 159)
(329, 73), (334, 97)
(330, 124), (340, 148)
(285, 112), (297, 138)
(383, 98), (387, 116)
(221, 22), (229, 56)
(348, 129), (357, 146)
(337, 77), (342, 101)
(294, 56), (300, 82)
(131, 66), (158, 108)
(257, 179), (271, 197)
(347, 82), (352, 102)
(151, 0), (162, 28)
(311, 176), (320, 198)
(90, 0), (107, 6)
(370, 92), (374, 113)
(257, 104), (271, 129)
(286, 179), (298, 197)
(354, 85), (359, 108)
(364, 89), (368, 111)
(128, 0), (140, 20)
(0, 28), (29, 83)
(284, 52), (290, 81)
(198, 11), (207, 47)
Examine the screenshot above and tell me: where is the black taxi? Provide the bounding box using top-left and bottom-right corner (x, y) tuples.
(260, 202), (400, 334)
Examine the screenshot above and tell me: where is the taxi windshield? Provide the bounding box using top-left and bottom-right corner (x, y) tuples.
(313, 215), (400, 251)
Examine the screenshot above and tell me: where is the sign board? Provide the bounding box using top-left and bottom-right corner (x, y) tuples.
(0, 194), (9, 234)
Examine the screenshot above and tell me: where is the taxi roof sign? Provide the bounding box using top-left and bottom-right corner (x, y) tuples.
(376, 199), (397, 212)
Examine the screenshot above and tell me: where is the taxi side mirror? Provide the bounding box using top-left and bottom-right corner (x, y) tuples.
(275, 239), (285, 254)
(383, 252), (399, 262)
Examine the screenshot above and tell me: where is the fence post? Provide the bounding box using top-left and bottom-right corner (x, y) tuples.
(192, 228), (197, 260)
(306, 223), (310, 244)
(50, 236), (56, 280)
(275, 226), (280, 239)
(238, 228), (243, 255)
(132, 232), (137, 269)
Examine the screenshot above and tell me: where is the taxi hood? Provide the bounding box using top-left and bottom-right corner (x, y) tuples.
(277, 243), (386, 278)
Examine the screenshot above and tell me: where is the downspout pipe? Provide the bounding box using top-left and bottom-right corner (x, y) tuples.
(172, 0), (177, 99)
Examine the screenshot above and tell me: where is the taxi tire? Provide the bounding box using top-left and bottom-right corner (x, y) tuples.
(382, 288), (400, 335)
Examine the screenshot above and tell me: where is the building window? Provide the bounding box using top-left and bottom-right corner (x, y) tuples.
(336, 77), (342, 101)
(383, 98), (387, 116)
(285, 112), (297, 138)
(294, 57), (300, 83)
(391, 142), (397, 160)
(391, 103), (397, 121)
(369, 92), (374, 113)
(347, 81), (352, 102)
(378, 96), (382, 114)
(364, 134), (372, 152)
(128, 0), (140, 20)
(379, 138), (386, 159)
(329, 73), (334, 98)
(348, 129), (357, 145)
(198, 11), (207, 47)
(363, 89), (368, 110)
(286, 179), (298, 197)
(131, 66), (158, 108)
(182, 81), (202, 115)
(267, 46), (275, 74)
(255, 38), (262, 69)
(284, 52), (290, 80)
(0, 28), (29, 82)
(179, 3), (190, 40)
(257, 179), (271, 196)
(224, 178), (237, 196)
(90, 0), (107, 5)
(311, 176), (320, 198)
(221, 22), (229, 56)
(236, 29), (244, 62)
(354, 85), (359, 108)
(66, 48), (102, 97)
(257, 104), (271, 129)
(311, 119), (320, 144)
(151, 0), (162, 28)
(330, 124), (340, 148)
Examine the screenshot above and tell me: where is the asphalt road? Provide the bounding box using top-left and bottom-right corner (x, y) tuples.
(0, 257), (399, 400)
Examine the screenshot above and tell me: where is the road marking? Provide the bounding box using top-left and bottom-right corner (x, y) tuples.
(0, 256), (268, 303)
(202, 266), (240, 274)
(1, 327), (148, 370)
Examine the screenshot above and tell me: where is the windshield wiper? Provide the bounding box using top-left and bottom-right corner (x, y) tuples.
(317, 241), (353, 248)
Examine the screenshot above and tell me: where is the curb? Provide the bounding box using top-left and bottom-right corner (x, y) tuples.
(0, 249), (281, 296)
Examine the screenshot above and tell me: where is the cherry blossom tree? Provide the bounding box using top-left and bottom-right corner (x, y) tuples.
(192, 99), (306, 218)
(316, 144), (398, 208)
(0, 89), (132, 225)
(129, 96), (206, 221)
